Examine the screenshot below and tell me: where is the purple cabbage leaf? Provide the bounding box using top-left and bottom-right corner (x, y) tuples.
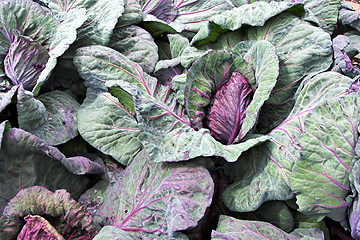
(0, 186), (97, 239)
(211, 215), (324, 240)
(79, 150), (214, 237)
(333, 33), (360, 79)
(339, 1), (360, 32)
(0, 127), (104, 213)
(0, 0), (87, 96)
(222, 72), (355, 213)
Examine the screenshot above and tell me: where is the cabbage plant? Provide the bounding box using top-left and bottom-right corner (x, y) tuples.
(0, 0), (360, 239)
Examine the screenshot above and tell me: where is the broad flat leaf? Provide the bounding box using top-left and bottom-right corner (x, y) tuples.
(172, 0), (232, 37)
(211, 1), (302, 31)
(109, 25), (158, 73)
(17, 87), (79, 146)
(77, 93), (142, 166)
(211, 215), (324, 240)
(0, 186), (97, 239)
(17, 215), (64, 240)
(141, 0), (177, 23)
(185, 50), (255, 129)
(0, 128), (98, 213)
(4, 32), (49, 90)
(74, 45), (158, 95)
(93, 226), (189, 239)
(168, 34), (189, 58)
(302, 0), (341, 34)
(116, 0), (143, 28)
(116, 81), (270, 162)
(79, 150), (214, 235)
(39, 0), (124, 46)
(246, 12), (333, 132)
(290, 93), (360, 222)
(222, 72), (354, 212)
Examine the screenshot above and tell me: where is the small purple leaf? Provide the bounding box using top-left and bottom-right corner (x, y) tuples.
(205, 72), (253, 145)
(4, 31), (49, 90)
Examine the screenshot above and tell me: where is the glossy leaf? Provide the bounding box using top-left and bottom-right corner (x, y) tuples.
(79, 150), (214, 235)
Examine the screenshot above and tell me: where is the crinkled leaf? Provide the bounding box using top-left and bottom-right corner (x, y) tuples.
(115, 81), (269, 162)
(74, 45), (158, 95)
(185, 50), (255, 129)
(17, 215), (65, 240)
(246, 12), (333, 132)
(108, 25), (158, 73)
(211, 1), (303, 31)
(205, 72), (253, 145)
(339, 1), (360, 32)
(33, 7), (87, 95)
(78, 93), (141, 166)
(222, 72), (354, 212)
(40, 0), (124, 46)
(79, 150), (214, 235)
(4, 33), (49, 90)
(0, 128), (98, 213)
(172, 0), (232, 37)
(17, 87), (79, 146)
(0, 186), (97, 239)
(141, 0), (177, 23)
(168, 34), (189, 58)
(302, 0), (340, 34)
(116, 0), (142, 27)
(333, 34), (360, 79)
(211, 215), (324, 240)
(290, 93), (359, 222)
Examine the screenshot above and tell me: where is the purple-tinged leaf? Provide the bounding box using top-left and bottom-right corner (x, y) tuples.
(0, 85), (17, 112)
(205, 72), (253, 145)
(185, 50), (255, 129)
(333, 34), (360, 79)
(222, 72), (354, 213)
(212, 215), (324, 240)
(0, 128), (102, 213)
(349, 77), (360, 93)
(0, 186), (97, 239)
(4, 32), (49, 90)
(141, 0), (177, 23)
(17, 215), (64, 240)
(290, 93), (360, 222)
(79, 150), (214, 235)
(339, 1), (360, 32)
